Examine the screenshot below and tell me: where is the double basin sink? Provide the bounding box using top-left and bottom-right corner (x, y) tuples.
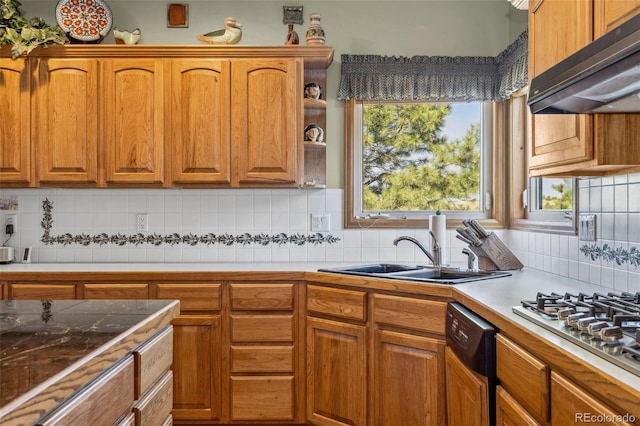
(318, 263), (511, 284)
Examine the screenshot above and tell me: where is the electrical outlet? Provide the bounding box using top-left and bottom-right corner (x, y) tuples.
(311, 213), (331, 232)
(5, 213), (17, 234)
(578, 214), (596, 241)
(136, 213), (149, 233)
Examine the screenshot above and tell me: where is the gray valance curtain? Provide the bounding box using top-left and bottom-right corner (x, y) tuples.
(337, 30), (528, 102)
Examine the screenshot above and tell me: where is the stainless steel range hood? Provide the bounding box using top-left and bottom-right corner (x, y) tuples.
(528, 13), (640, 114)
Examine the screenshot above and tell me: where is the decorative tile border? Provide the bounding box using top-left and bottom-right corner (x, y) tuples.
(40, 198), (340, 247)
(579, 243), (640, 268)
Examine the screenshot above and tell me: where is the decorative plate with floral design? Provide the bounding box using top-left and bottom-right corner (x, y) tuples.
(56, 0), (113, 42)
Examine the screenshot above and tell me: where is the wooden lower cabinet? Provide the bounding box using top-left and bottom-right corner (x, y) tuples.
(307, 316), (367, 426)
(445, 347), (490, 426)
(374, 329), (445, 426)
(228, 283), (303, 424)
(171, 314), (223, 422)
(551, 372), (634, 426)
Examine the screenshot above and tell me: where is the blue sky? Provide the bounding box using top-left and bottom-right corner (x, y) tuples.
(441, 103), (481, 141)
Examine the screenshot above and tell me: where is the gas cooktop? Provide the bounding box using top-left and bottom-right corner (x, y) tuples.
(512, 291), (640, 377)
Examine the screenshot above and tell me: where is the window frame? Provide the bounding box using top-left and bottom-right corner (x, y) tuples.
(507, 90), (578, 235)
(343, 98), (507, 229)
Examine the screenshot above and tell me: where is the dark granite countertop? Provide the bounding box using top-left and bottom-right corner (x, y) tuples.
(0, 299), (179, 425)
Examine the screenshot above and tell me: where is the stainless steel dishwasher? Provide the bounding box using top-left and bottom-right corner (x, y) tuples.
(445, 302), (498, 426)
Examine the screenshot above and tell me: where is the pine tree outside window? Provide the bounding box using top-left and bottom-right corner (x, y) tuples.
(353, 100), (490, 220)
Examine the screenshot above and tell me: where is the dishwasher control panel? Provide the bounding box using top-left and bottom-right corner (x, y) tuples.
(446, 302), (497, 379)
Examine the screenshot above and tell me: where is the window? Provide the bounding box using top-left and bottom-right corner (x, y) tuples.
(527, 177), (574, 220)
(507, 92), (577, 234)
(344, 99), (507, 228)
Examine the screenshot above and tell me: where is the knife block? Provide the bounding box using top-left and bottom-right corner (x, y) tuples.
(468, 233), (524, 271)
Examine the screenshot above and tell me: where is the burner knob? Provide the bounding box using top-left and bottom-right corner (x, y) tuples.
(558, 308), (575, 321)
(587, 321), (609, 339)
(566, 312), (586, 329)
(577, 317), (598, 334)
(601, 326), (624, 345)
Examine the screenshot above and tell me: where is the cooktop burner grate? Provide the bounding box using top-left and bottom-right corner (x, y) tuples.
(513, 291), (640, 377)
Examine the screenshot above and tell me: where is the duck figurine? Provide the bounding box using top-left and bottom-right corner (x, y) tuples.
(114, 28), (141, 45)
(198, 17), (242, 45)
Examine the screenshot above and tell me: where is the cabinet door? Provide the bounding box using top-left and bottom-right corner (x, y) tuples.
(594, 0), (640, 37)
(231, 58), (302, 186)
(102, 59), (165, 185)
(374, 329), (446, 426)
(307, 316), (367, 426)
(0, 58), (31, 185)
(170, 59), (231, 185)
(171, 315), (222, 422)
(551, 372), (634, 426)
(34, 58), (98, 185)
(528, 0), (593, 173)
(445, 347), (489, 426)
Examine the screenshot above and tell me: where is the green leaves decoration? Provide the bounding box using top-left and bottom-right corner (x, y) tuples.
(0, 0), (68, 59)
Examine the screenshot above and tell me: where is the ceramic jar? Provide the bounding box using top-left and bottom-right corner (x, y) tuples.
(305, 13), (325, 45)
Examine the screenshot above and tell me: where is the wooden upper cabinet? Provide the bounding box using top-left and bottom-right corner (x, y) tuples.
(528, 0), (593, 175)
(594, 0), (640, 37)
(170, 59), (231, 185)
(102, 58), (165, 185)
(528, 0), (640, 176)
(0, 58), (31, 186)
(34, 58), (98, 185)
(231, 58), (302, 187)
(1, 46), (333, 188)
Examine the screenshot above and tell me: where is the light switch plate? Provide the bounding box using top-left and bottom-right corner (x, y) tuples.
(311, 213), (330, 232)
(578, 214), (596, 241)
(136, 213), (149, 233)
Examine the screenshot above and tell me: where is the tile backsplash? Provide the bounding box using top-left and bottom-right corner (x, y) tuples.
(1, 178), (638, 292)
(506, 174), (640, 293)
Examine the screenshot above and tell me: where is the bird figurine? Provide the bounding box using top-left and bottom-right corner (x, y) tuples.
(113, 28), (141, 45)
(198, 17), (242, 45)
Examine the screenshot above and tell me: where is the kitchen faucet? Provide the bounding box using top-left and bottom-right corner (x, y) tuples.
(393, 231), (441, 268)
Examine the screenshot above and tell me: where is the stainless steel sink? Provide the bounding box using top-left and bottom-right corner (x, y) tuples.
(318, 264), (511, 284)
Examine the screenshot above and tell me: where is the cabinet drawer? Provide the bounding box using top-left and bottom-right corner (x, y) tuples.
(231, 345), (294, 373)
(496, 335), (549, 423)
(134, 326), (173, 399)
(38, 356), (134, 426)
(10, 283), (76, 300)
(373, 294), (446, 334)
(496, 385), (540, 426)
(83, 283), (149, 299)
(156, 283), (221, 311)
(231, 315), (294, 342)
(230, 283), (294, 310)
(307, 285), (366, 321)
(134, 370), (173, 426)
(230, 376), (294, 421)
